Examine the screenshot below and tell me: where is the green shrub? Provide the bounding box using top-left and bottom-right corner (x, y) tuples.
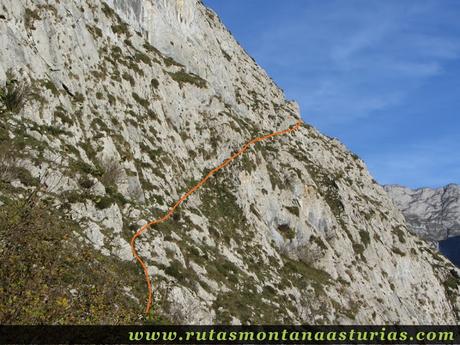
(15, 167), (38, 187)
(70, 160), (103, 177)
(111, 191), (128, 206)
(111, 46), (122, 57)
(101, 2), (116, 19)
(134, 52), (151, 65)
(310, 235), (327, 250)
(393, 226), (407, 244)
(283, 258), (331, 285)
(163, 56), (182, 67)
(143, 42), (160, 54)
(73, 92), (85, 103)
(111, 23), (129, 36)
(167, 70), (206, 89)
(24, 8), (40, 30)
(64, 190), (87, 204)
(132, 92), (149, 108)
(122, 72), (135, 86)
(277, 224), (296, 240)
(285, 206), (299, 217)
(358, 230), (371, 247)
(41, 125), (70, 137)
(78, 177), (95, 189)
(150, 78), (159, 89)
(54, 107), (74, 126)
(0, 195), (147, 324)
(87, 24), (102, 39)
(164, 261), (185, 280)
(95, 195), (113, 209)
(41, 79), (60, 97)
(0, 74), (29, 114)
(100, 159), (124, 189)
(353, 243), (365, 256)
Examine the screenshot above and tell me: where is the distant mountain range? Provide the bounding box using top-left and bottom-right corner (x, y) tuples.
(385, 184), (460, 242)
(385, 184), (460, 268)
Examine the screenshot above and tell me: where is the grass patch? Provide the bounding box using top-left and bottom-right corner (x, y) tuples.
(164, 56), (183, 67)
(132, 93), (149, 109)
(41, 79), (60, 97)
(111, 23), (130, 36)
(0, 194), (149, 324)
(73, 92), (85, 103)
(286, 206), (300, 217)
(359, 230), (371, 248)
(134, 51), (152, 65)
(122, 72), (135, 86)
(167, 70), (206, 89)
(393, 226), (407, 244)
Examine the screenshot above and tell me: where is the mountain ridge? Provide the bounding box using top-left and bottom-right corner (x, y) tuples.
(385, 184), (460, 242)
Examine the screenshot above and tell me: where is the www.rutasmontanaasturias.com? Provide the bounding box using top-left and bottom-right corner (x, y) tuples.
(127, 328), (455, 343)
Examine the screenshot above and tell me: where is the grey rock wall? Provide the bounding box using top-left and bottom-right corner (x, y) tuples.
(385, 184), (460, 242)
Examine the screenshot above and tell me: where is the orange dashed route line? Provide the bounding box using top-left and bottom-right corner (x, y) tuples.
(130, 119), (303, 315)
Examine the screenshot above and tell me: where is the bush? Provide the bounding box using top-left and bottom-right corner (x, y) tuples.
(132, 92), (149, 109)
(151, 78), (159, 89)
(24, 8), (40, 30)
(0, 194), (147, 324)
(122, 72), (135, 86)
(95, 195), (113, 209)
(0, 144), (18, 182)
(277, 223), (296, 240)
(0, 73), (29, 114)
(70, 160), (103, 177)
(134, 51), (152, 66)
(167, 70), (206, 89)
(99, 159), (129, 206)
(78, 177), (95, 189)
(73, 92), (85, 103)
(100, 159), (124, 190)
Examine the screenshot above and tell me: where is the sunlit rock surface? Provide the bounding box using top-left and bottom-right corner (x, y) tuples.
(0, 0), (459, 324)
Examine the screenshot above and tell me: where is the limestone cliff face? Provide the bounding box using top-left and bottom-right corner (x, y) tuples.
(385, 184), (460, 242)
(0, 0), (459, 324)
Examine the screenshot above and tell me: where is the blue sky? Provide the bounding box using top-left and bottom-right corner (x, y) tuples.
(203, 0), (460, 188)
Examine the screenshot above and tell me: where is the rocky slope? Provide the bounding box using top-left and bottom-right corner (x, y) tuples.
(385, 184), (460, 242)
(0, 0), (459, 324)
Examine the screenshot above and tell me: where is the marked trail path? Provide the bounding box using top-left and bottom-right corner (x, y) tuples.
(130, 120), (303, 314)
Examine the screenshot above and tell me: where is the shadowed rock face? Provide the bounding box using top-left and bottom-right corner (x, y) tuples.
(385, 184), (460, 242)
(0, 0), (459, 324)
(440, 236), (460, 267)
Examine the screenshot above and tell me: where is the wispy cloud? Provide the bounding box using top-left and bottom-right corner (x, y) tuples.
(245, 0), (460, 127)
(367, 136), (460, 188)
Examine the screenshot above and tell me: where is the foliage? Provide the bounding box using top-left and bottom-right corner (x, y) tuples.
(0, 187), (148, 324)
(167, 70), (207, 89)
(24, 8), (40, 30)
(0, 74), (29, 114)
(278, 223), (296, 240)
(100, 159), (124, 189)
(132, 92), (149, 109)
